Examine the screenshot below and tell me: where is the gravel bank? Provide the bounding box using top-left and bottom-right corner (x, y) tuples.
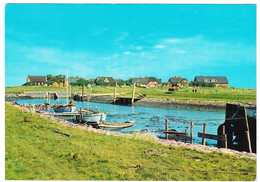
(7, 102), (256, 159)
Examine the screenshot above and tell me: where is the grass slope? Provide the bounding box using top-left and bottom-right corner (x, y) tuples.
(5, 85), (256, 103)
(5, 103), (256, 180)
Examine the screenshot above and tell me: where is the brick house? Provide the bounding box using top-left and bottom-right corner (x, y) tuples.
(168, 76), (189, 87)
(194, 76), (228, 87)
(26, 74), (46, 85)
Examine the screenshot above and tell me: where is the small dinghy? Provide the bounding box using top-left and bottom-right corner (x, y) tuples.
(98, 121), (134, 129)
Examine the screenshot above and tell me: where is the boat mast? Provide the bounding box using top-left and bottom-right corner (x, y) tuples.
(66, 69), (68, 105)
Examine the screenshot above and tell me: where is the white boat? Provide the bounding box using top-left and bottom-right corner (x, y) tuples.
(53, 101), (77, 113)
(76, 110), (106, 123)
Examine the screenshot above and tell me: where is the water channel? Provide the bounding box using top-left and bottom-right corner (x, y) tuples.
(7, 98), (226, 146)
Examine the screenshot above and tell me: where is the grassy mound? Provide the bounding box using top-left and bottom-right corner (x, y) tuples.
(5, 103), (256, 180)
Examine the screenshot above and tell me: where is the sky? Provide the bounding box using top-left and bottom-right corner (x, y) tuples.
(5, 4), (256, 88)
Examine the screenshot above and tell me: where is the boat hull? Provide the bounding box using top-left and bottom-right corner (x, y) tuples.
(53, 106), (77, 113)
(76, 113), (106, 123)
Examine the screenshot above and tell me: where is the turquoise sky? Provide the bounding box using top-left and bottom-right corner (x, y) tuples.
(5, 4), (256, 88)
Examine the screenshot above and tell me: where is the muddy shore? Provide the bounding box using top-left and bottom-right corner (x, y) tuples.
(5, 94), (256, 110)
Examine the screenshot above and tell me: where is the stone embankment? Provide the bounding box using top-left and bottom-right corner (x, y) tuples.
(7, 102), (256, 159)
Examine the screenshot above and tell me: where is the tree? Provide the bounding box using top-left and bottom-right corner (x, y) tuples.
(70, 78), (90, 86)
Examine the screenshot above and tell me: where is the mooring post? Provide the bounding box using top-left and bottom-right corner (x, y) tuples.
(190, 122), (193, 144)
(80, 108), (83, 123)
(165, 119), (168, 140)
(114, 82), (117, 104)
(244, 107), (252, 153)
(131, 83), (136, 105)
(82, 84), (85, 101)
(202, 123), (207, 145)
(222, 125), (227, 149)
(185, 129), (187, 143)
(69, 85), (72, 98)
(45, 92), (47, 103)
(48, 92), (51, 105)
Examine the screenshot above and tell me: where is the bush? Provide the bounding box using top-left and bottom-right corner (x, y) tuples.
(70, 78), (90, 86)
(96, 80), (109, 86)
(22, 82), (35, 86)
(189, 81), (215, 87)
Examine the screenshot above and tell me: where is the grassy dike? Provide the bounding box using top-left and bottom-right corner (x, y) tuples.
(5, 85), (256, 103)
(5, 103), (256, 180)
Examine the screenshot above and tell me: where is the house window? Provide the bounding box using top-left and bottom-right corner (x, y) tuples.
(210, 79), (217, 82)
(203, 79), (209, 82)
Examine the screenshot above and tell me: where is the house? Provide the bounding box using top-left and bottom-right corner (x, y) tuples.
(26, 74), (46, 85)
(194, 76), (228, 87)
(129, 76), (161, 87)
(94, 77), (115, 84)
(168, 76), (189, 87)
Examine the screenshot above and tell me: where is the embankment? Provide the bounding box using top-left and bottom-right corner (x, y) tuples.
(5, 93), (256, 110)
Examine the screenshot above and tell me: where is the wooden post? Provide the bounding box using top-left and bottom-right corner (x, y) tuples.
(222, 125), (227, 148)
(202, 123), (207, 145)
(82, 84), (85, 101)
(131, 83), (136, 105)
(184, 129), (187, 143)
(244, 107), (252, 153)
(80, 108), (83, 123)
(114, 82), (117, 104)
(69, 85), (72, 98)
(66, 69), (68, 105)
(190, 122), (193, 144)
(44, 92), (47, 103)
(48, 92), (51, 105)
(165, 119), (168, 140)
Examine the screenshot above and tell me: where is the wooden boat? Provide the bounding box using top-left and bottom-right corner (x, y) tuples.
(76, 109), (106, 123)
(53, 101), (77, 113)
(98, 121), (134, 129)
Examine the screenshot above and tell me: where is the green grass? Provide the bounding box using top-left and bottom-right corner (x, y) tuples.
(5, 85), (256, 103)
(5, 103), (256, 180)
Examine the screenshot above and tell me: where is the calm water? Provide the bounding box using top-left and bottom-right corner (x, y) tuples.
(7, 98), (225, 146)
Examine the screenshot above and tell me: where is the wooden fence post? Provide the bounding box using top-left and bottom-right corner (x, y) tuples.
(165, 119), (168, 140)
(190, 122), (193, 144)
(202, 123), (207, 145)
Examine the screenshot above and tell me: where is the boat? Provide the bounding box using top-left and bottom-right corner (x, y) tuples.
(76, 109), (106, 123)
(53, 101), (77, 113)
(98, 121), (134, 129)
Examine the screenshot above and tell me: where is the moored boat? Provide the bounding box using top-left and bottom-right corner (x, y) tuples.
(98, 121), (134, 129)
(53, 101), (77, 113)
(76, 110), (106, 123)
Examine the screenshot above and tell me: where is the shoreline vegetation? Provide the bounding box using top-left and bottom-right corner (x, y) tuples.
(5, 102), (256, 180)
(5, 86), (256, 110)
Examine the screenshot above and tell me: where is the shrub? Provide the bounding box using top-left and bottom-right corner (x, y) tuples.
(22, 82), (35, 86)
(70, 78), (90, 86)
(189, 81), (215, 87)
